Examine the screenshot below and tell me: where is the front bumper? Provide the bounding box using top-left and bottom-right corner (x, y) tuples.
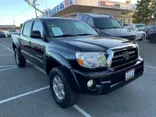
(73, 58), (144, 94)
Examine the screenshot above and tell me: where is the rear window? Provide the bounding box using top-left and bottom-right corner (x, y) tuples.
(76, 14), (83, 20)
(9, 30), (16, 32)
(136, 24), (145, 28)
(82, 16), (89, 22)
(94, 17), (122, 29)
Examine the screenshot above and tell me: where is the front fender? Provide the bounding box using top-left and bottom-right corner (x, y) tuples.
(45, 51), (82, 93)
(12, 34), (20, 49)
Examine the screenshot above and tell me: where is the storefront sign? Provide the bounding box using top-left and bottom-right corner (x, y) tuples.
(45, 0), (73, 17)
(98, 1), (120, 8)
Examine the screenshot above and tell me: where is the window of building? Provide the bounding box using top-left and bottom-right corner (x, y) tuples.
(128, 19), (131, 24)
(123, 19), (126, 24)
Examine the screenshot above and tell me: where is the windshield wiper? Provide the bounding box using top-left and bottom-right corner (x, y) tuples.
(54, 34), (77, 37)
(110, 27), (121, 28)
(99, 27), (121, 29)
(76, 33), (94, 36)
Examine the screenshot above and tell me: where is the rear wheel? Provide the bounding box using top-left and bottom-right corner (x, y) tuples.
(141, 34), (146, 40)
(49, 67), (79, 108)
(14, 48), (26, 67)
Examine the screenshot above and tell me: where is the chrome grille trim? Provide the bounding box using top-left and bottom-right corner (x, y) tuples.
(107, 44), (138, 70)
(106, 49), (114, 69)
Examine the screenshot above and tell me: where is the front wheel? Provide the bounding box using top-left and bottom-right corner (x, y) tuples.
(14, 48), (26, 67)
(49, 67), (79, 108)
(141, 34), (146, 40)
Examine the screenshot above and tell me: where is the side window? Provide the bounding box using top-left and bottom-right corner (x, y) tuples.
(87, 17), (94, 27)
(82, 16), (89, 23)
(23, 21), (33, 37)
(32, 21), (43, 37)
(76, 14), (83, 20)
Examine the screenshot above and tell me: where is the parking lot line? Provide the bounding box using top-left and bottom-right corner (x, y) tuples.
(0, 65), (16, 68)
(0, 49), (9, 50)
(27, 60), (92, 117)
(0, 44), (13, 52)
(73, 105), (92, 117)
(1, 44), (92, 117)
(0, 54), (13, 56)
(145, 65), (156, 69)
(0, 86), (50, 105)
(0, 66), (18, 72)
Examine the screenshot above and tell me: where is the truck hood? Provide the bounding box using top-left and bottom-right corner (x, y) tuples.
(58, 36), (133, 51)
(99, 28), (135, 37)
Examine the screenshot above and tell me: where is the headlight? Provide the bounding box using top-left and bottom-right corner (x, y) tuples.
(76, 52), (107, 68)
(133, 41), (140, 56)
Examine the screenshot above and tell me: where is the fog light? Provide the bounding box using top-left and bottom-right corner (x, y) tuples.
(87, 79), (94, 88)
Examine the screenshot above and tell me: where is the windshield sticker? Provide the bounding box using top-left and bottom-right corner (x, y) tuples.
(51, 27), (63, 36)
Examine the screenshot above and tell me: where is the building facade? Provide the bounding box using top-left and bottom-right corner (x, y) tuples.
(43, 0), (135, 24)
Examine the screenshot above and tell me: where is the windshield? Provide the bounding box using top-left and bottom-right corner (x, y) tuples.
(45, 19), (98, 38)
(94, 17), (122, 29)
(9, 30), (16, 32)
(136, 24), (144, 28)
(127, 26), (136, 32)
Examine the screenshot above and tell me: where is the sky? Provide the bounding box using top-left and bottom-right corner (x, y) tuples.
(0, 0), (137, 26)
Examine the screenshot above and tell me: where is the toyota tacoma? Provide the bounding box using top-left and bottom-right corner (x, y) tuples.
(12, 18), (144, 108)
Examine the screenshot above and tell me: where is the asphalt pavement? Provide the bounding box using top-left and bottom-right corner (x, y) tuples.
(0, 38), (155, 117)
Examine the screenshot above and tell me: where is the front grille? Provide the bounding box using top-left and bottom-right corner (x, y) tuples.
(111, 46), (138, 69)
(121, 36), (136, 40)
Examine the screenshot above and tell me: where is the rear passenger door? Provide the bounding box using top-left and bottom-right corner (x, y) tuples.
(29, 20), (45, 66)
(20, 21), (33, 58)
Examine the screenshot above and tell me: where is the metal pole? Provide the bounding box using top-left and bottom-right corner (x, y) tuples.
(45, 0), (49, 17)
(33, 0), (38, 17)
(13, 20), (15, 29)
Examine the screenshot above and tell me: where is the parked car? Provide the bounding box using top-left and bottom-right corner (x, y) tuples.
(124, 24), (146, 31)
(146, 29), (156, 43)
(135, 24), (146, 31)
(125, 25), (146, 40)
(144, 25), (156, 33)
(7, 30), (20, 37)
(76, 13), (136, 40)
(12, 17), (144, 108)
(0, 31), (6, 38)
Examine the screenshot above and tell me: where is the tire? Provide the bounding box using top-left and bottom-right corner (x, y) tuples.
(141, 34), (145, 40)
(49, 67), (79, 108)
(14, 48), (26, 67)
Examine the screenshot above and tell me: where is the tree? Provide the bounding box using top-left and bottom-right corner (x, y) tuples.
(151, 0), (156, 22)
(133, 0), (153, 25)
(20, 24), (23, 29)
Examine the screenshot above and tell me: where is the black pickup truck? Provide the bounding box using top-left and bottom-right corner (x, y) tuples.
(12, 18), (144, 108)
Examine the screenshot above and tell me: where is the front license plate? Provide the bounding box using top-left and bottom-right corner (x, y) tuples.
(125, 69), (135, 81)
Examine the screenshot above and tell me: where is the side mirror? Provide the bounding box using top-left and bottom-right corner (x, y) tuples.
(95, 29), (100, 32)
(30, 31), (41, 38)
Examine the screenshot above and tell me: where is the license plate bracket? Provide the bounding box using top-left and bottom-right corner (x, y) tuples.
(125, 69), (135, 81)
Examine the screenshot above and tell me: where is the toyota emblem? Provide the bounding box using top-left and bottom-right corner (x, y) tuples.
(123, 52), (130, 61)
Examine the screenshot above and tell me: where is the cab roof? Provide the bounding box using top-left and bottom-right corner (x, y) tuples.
(25, 17), (76, 23)
(78, 13), (112, 18)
